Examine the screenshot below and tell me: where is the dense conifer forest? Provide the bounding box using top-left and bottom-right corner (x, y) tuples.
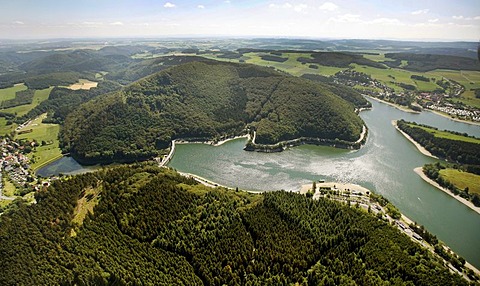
(61, 61), (365, 164)
(0, 164), (469, 285)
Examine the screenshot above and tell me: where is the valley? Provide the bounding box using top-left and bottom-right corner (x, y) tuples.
(0, 37), (479, 284)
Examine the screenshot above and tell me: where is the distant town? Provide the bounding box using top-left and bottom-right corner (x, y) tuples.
(333, 70), (480, 122)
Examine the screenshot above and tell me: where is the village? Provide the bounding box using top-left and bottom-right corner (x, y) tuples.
(333, 70), (480, 122)
(0, 136), (52, 207)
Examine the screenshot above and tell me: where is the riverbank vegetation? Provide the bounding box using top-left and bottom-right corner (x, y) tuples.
(62, 60), (365, 164)
(423, 162), (480, 207)
(0, 164), (470, 285)
(396, 120), (480, 165)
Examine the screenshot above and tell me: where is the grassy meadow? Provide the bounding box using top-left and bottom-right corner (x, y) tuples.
(15, 113), (62, 171)
(439, 168), (480, 195)
(0, 117), (15, 135)
(2, 87), (53, 116)
(407, 123), (480, 144)
(0, 84), (28, 102)
(427, 70), (480, 108)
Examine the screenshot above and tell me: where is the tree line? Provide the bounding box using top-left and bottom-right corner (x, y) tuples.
(397, 119), (480, 165)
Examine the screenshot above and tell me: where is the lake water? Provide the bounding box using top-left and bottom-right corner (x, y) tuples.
(36, 156), (96, 177)
(169, 99), (480, 268)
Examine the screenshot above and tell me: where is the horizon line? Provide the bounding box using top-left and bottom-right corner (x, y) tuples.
(1, 35), (479, 43)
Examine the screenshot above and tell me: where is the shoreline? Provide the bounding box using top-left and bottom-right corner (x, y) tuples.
(177, 171), (261, 194)
(427, 109), (480, 127)
(300, 180), (480, 277)
(414, 167), (480, 215)
(392, 120), (438, 159)
(364, 94), (420, 114)
(245, 124), (368, 153)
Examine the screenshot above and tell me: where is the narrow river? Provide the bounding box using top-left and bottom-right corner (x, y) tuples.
(169, 99), (480, 268)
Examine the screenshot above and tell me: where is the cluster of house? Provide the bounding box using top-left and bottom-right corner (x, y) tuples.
(427, 104), (480, 122)
(333, 70), (413, 104)
(0, 138), (36, 196)
(333, 70), (480, 122)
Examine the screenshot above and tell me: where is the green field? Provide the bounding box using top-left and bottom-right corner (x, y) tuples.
(427, 70), (480, 108)
(407, 123), (480, 144)
(15, 113), (62, 171)
(203, 52), (468, 95)
(2, 177), (17, 197)
(0, 200), (13, 210)
(201, 52), (345, 77)
(352, 64), (442, 92)
(0, 117), (15, 135)
(1, 87), (53, 116)
(243, 52), (345, 76)
(439, 168), (480, 195)
(0, 84), (27, 102)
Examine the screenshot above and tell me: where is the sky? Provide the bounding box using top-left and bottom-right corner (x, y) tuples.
(0, 0), (479, 41)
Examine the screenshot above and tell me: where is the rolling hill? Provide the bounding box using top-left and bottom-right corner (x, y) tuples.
(61, 60), (365, 164)
(0, 164), (468, 285)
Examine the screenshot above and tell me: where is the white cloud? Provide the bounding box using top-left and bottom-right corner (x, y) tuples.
(428, 18), (439, 23)
(330, 13), (361, 23)
(224, 0), (231, 3)
(197, 5), (205, 9)
(318, 2), (338, 11)
(452, 15), (480, 20)
(81, 21), (103, 26)
(109, 21), (124, 26)
(294, 4), (307, 13)
(164, 2), (175, 8)
(13, 21), (24, 25)
(411, 9), (429, 15)
(369, 18), (402, 25)
(269, 2), (308, 13)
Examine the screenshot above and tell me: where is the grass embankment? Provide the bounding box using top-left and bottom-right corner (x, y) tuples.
(407, 123), (480, 144)
(15, 113), (62, 171)
(439, 169), (480, 195)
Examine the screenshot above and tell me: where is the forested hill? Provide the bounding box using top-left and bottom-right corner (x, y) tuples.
(62, 60), (365, 164)
(0, 164), (468, 285)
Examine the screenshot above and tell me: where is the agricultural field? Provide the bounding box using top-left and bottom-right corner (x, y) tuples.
(0, 84), (27, 102)
(66, 79), (98, 90)
(352, 64), (442, 92)
(243, 52), (345, 76)
(439, 168), (480, 195)
(0, 118), (15, 135)
(407, 123), (480, 144)
(427, 70), (480, 108)
(1, 87), (52, 116)
(2, 177), (17, 197)
(15, 113), (62, 171)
